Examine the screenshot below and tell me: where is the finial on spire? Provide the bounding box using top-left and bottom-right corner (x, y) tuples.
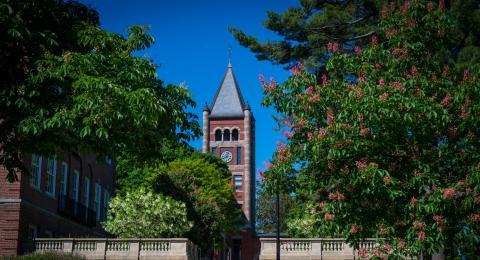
(228, 44), (232, 68)
(203, 102), (210, 112)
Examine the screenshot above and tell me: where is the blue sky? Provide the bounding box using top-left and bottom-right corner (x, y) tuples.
(78, 0), (297, 174)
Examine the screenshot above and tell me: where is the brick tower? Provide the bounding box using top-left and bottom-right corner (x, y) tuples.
(202, 62), (258, 259)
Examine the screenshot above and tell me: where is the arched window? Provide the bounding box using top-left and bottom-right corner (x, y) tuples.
(232, 129), (239, 141)
(215, 129), (222, 141)
(223, 129), (231, 141)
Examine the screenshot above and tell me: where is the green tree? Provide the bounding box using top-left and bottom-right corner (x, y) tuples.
(256, 187), (293, 234)
(151, 153), (243, 250)
(0, 0), (199, 181)
(261, 0), (480, 258)
(104, 188), (192, 238)
(229, 0), (378, 74)
(231, 0), (480, 76)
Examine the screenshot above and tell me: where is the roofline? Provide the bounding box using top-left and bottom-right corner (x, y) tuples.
(209, 65), (246, 111)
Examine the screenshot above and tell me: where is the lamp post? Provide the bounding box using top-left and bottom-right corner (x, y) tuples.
(276, 189), (280, 260)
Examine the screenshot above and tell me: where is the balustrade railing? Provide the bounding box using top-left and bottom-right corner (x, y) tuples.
(35, 238), (199, 260)
(260, 238), (379, 259)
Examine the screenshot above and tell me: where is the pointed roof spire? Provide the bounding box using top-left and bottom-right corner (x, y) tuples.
(210, 62), (246, 118)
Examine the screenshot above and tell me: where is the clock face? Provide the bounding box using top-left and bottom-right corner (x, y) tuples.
(220, 151), (233, 163)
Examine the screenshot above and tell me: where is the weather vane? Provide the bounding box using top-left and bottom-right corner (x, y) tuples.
(228, 44), (232, 65)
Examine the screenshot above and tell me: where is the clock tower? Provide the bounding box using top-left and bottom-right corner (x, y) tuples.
(202, 62), (256, 230)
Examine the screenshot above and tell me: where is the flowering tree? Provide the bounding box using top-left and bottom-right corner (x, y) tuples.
(103, 188), (192, 238)
(261, 0), (480, 258)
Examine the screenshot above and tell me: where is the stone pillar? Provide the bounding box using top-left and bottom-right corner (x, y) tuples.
(202, 105), (210, 153)
(243, 107), (251, 224)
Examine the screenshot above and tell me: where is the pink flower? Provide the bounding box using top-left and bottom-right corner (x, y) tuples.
(283, 130), (294, 139)
(356, 87), (363, 97)
(381, 5), (389, 19)
(309, 93), (320, 103)
(327, 108), (334, 126)
(325, 160), (335, 171)
(443, 188), (455, 199)
(305, 86), (314, 94)
(417, 231), (426, 241)
(386, 28), (397, 38)
(413, 220), (426, 230)
(379, 78), (385, 87)
(324, 213), (334, 221)
(354, 46), (362, 55)
(322, 74), (328, 86)
(360, 127), (369, 136)
(355, 160), (367, 170)
(371, 35), (378, 46)
(350, 225), (361, 234)
(433, 215), (443, 224)
(258, 169), (265, 179)
(327, 42), (340, 52)
(463, 69), (470, 81)
(411, 66), (418, 77)
(262, 161), (273, 169)
(328, 192), (345, 201)
(411, 196), (417, 206)
(440, 93), (451, 106)
(471, 214), (480, 222)
(400, 0), (410, 14)
(397, 240), (405, 249)
(375, 63), (382, 72)
(359, 248), (368, 257)
(439, 0), (445, 9)
(426, 2), (434, 11)
(307, 132), (314, 141)
(383, 176), (391, 184)
(258, 74), (266, 86)
(319, 201), (328, 208)
(318, 128), (327, 138)
(379, 92), (389, 102)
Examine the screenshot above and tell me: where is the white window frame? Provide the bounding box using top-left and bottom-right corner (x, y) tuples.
(103, 190), (110, 222)
(94, 183), (102, 221)
(233, 174), (243, 192)
(60, 162), (68, 196)
(30, 154), (42, 190)
(72, 170), (80, 203)
(45, 157), (57, 197)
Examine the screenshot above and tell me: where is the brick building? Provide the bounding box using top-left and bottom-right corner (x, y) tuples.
(202, 62), (260, 259)
(0, 152), (115, 256)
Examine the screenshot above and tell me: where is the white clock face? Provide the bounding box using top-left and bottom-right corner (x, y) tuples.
(220, 151), (233, 163)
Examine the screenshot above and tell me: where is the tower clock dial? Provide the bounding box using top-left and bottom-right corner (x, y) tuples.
(220, 151), (233, 163)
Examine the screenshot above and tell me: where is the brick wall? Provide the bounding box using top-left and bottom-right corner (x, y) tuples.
(0, 152), (115, 256)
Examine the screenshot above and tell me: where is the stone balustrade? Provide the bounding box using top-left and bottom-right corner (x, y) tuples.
(35, 238), (199, 260)
(260, 238), (379, 260)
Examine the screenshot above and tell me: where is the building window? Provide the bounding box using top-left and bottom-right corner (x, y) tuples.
(212, 147), (217, 155)
(232, 129), (239, 141)
(72, 170), (80, 202)
(30, 154), (42, 190)
(60, 162), (68, 196)
(233, 175), (243, 192)
(84, 177), (90, 222)
(237, 147), (242, 165)
(223, 129), (231, 141)
(103, 190), (110, 222)
(215, 129), (222, 141)
(45, 157), (57, 197)
(94, 183), (102, 221)
(27, 225), (37, 241)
